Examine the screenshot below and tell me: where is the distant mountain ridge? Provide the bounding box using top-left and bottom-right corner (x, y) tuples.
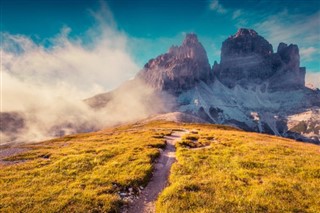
(87, 28), (320, 143)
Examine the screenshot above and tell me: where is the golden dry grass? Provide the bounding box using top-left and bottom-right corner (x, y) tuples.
(156, 124), (320, 213)
(1, 121), (319, 213)
(0, 123), (170, 212)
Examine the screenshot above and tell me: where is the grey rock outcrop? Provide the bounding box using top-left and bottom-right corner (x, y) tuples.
(137, 33), (211, 94)
(221, 28), (273, 61)
(214, 28), (306, 90)
(270, 43), (306, 90)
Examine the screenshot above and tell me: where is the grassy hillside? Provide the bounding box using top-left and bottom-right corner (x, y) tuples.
(0, 123), (171, 212)
(156, 124), (320, 213)
(1, 121), (320, 212)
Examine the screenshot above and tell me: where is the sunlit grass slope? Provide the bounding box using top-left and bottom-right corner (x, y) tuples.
(1, 121), (319, 213)
(0, 122), (171, 212)
(156, 124), (320, 213)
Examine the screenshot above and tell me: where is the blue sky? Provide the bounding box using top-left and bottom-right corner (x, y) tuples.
(1, 0), (319, 86)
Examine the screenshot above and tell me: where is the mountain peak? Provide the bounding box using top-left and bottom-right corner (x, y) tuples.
(182, 33), (199, 45)
(233, 28), (258, 38)
(137, 33), (211, 94)
(168, 33), (207, 62)
(215, 29), (305, 90)
(222, 28), (273, 61)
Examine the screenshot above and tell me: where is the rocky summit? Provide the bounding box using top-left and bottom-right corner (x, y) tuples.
(87, 28), (320, 144)
(213, 28), (305, 90)
(137, 33), (212, 94)
(138, 28), (306, 93)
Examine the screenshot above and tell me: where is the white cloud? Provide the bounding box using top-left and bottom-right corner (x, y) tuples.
(209, 0), (227, 14)
(300, 47), (317, 61)
(232, 9), (242, 19)
(0, 2), (169, 144)
(1, 4), (139, 101)
(305, 72), (320, 89)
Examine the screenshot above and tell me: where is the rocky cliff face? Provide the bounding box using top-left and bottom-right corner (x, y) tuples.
(221, 28), (273, 61)
(213, 28), (306, 90)
(137, 33), (212, 94)
(85, 29), (319, 144)
(270, 43), (306, 90)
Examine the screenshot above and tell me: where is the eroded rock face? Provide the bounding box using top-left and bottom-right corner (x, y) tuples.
(137, 33), (211, 94)
(221, 28), (273, 62)
(214, 28), (305, 90)
(270, 43), (305, 90)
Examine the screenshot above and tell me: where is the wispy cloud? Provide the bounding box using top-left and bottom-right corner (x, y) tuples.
(300, 47), (317, 61)
(208, 2), (247, 27)
(232, 9), (242, 19)
(209, 0), (227, 14)
(253, 10), (320, 47)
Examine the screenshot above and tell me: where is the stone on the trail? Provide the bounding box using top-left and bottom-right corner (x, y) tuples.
(123, 197), (133, 203)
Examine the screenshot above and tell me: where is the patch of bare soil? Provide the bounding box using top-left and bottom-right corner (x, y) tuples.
(0, 147), (29, 165)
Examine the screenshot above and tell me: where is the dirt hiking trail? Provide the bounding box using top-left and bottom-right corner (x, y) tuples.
(126, 130), (188, 213)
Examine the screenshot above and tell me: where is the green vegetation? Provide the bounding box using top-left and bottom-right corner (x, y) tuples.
(0, 123), (170, 212)
(156, 124), (320, 213)
(1, 121), (320, 213)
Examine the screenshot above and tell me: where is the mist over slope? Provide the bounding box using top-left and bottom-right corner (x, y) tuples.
(0, 4), (172, 145)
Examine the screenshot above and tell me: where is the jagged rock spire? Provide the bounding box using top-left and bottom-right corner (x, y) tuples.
(214, 28), (305, 90)
(137, 33), (211, 94)
(221, 28), (273, 63)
